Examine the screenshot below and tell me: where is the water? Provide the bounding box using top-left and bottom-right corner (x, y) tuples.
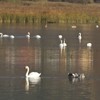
(0, 24), (100, 100)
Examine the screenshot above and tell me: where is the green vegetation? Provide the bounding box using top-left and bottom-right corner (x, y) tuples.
(0, 2), (100, 24)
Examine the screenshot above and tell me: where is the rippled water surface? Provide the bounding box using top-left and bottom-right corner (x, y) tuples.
(0, 24), (100, 100)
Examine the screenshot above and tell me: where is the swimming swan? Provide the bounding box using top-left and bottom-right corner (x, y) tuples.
(87, 43), (92, 47)
(0, 33), (9, 38)
(25, 66), (41, 79)
(26, 32), (30, 38)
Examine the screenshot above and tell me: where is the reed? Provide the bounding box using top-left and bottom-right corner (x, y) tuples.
(0, 2), (100, 24)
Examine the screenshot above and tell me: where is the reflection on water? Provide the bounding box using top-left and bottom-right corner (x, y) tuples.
(0, 24), (99, 100)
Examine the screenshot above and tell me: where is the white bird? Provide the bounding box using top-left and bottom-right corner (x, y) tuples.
(26, 32), (30, 38)
(35, 35), (41, 39)
(72, 25), (77, 29)
(58, 35), (63, 39)
(10, 35), (15, 39)
(63, 39), (67, 47)
(78, 32), (82, 40)
(87, 43), (92, 47)
(96, 25), (99, 28)
(59, 40), (64, 48)
(0, 33), (9, 38)
(25, 66), (41, 79)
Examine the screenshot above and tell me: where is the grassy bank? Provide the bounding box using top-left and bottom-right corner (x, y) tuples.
(0, 2), (100, 24)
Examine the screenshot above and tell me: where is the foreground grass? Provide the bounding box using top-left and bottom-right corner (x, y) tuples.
(0, 2), (100, 24)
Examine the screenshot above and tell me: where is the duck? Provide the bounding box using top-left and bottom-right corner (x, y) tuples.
(68, 73), (85, 79)
(25, 66), (41, 79)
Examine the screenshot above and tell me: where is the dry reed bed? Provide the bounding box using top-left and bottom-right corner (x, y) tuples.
(0, 2), (100, 24)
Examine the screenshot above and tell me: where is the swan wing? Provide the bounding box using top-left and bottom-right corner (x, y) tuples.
(28, 72), (41, 78)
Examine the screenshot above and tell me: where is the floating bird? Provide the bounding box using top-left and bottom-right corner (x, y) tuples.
(72, 25), (77, 29)
(26, 32), (30, 38)
(87, 43), (92, 47)
(0, 33), (9, 38)
(59, 39), (67, 48)
(10, 35), (15, 39)
(68, 73), (85, 79)
(58, 35), (63, 39)
(96, 25), (99, 28)
(59, 40), (64, 48)
(63, 39), (67, 47)
(35, 35), (41, 39)
(25, 66), (41, 79)
(78, 32), (82, 40)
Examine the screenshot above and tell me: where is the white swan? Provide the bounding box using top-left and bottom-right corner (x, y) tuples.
(59, 40), (63, 48)
(96, 25), (99, 28)
(78, 32), (82, 40)
(87, 43), (92, 47)
(35, 35), (41, 39)
(58, 35), (63, 39)
(72, 25), (77, 28)
(26, 32), (30, 38)
(25, 66), (41, 79)
(10, 35), (15, 39)
(0, 33), (9, 38)
(63, 39), (67, 47)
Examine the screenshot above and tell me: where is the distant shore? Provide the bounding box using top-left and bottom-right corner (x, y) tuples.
(0, 2), (100, 24)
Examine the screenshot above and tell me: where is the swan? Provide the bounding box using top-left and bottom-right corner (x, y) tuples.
(78, 32), (82, 40)
(96, 25), (99, 28)
(63, 39), (67, 47)
(59, 40), (64, 48)
(0, 33), (9, 38)
(58, 35), (63, 39)
(35, 35), (41, 39)
(25, 66), (41, 79)
(26, 32), (30, 38)
(10, 35), (15, 39)
(72, 25), (77, 28)
(87, 43), (92, 47)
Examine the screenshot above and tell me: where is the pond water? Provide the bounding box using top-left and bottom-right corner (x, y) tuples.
(0, 23), (100, 100)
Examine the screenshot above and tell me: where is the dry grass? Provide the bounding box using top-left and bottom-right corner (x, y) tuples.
(0, 2), (100, 24)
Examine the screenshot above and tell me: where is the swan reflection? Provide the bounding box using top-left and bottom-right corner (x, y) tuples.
(25, 77), (41, 92)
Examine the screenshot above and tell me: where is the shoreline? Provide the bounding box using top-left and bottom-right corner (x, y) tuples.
(0, 2), (100, 24)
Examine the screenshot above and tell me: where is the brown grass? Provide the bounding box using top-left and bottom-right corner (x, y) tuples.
(0, 2), (100, 24)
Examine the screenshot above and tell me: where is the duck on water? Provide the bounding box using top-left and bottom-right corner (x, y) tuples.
(68, 73), (85, 79)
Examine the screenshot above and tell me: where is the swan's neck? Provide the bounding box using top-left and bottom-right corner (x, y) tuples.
(0, 33), (3, 37)
(26, 68), (29, 77)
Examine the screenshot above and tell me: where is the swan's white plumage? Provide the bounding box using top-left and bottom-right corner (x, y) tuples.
(78, 32), (82, 40)
(87, 43), (92, 47)
(58, 35), (62, 39)
(10, 35), (15, 39)
(25, 66), (41, 79)
(35, 35), (41, 39)
(0, 33), (9, 38)
(26, 32), (30, 38)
